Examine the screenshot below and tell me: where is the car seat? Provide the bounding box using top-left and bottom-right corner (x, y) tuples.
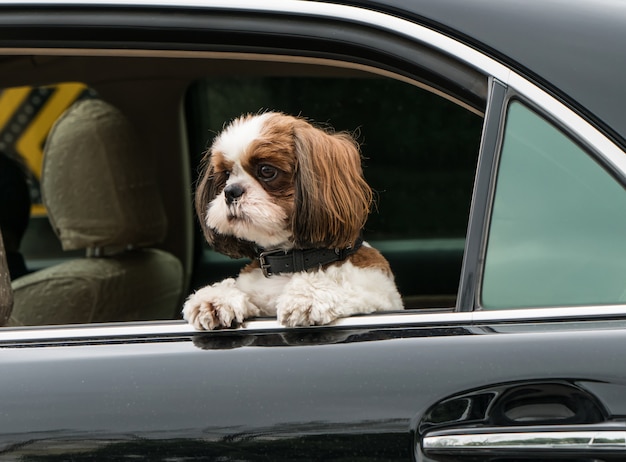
(0, 231), (12, 326)
(10, 99), (183, 325)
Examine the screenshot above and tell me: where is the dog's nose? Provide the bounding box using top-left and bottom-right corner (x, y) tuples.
(224, 184), (245, 204)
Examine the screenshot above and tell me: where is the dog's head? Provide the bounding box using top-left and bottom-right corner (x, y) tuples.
(195, 112), (373, 259)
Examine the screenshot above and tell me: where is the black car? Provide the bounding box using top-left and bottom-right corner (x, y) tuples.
(1, 0), (626, 460)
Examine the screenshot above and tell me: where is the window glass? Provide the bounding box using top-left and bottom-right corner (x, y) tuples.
(482, 101), (626, 309)
(185, 76), (483, 307)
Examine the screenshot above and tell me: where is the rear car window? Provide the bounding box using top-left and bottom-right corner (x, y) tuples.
(482, 101), (626, 308)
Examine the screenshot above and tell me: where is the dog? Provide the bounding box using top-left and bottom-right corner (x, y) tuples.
(183, 112), (403, 330)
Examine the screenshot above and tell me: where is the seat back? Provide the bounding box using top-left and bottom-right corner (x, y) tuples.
(11, 99), (183, 325)
(0, 231), (12, 326)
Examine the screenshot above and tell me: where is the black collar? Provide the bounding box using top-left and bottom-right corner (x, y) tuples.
(257, 237), (363, 277)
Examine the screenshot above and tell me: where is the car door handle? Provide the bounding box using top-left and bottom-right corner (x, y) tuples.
(422, 426), (626, 458)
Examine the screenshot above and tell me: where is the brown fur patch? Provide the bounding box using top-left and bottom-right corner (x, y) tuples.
(347, 245), (393, 276)
(241, 259), (261, 274)
(194, 149), (258, 259)
(240, 115), (298, 220)
(288, 115), (373, 249)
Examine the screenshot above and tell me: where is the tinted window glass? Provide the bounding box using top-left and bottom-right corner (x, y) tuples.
(482, 101), (626, 309)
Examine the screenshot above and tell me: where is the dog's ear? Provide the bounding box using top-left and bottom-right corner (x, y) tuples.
(195, 152), (257, 259)
(292, 122), (373, 249)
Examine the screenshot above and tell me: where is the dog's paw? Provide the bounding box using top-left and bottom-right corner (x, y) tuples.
(276, 298), (338, 327)
(275, 274), (341, 327)
(182, 278), (259, 330)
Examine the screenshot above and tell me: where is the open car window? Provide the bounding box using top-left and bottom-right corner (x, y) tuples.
(185, 76), (483, 310)
(0, 56), (486, 328)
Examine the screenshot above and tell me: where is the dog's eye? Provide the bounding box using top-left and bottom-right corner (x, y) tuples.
(257, 164), (278, 181)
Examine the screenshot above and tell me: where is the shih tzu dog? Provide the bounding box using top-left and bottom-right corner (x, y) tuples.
(183, 112), (402, 330)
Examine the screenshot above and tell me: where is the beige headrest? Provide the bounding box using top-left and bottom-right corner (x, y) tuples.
(42, 99), (167, 251)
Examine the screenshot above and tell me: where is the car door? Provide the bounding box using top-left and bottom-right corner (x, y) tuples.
(417, 79), (626, 461)
(3, 297), (626, 461)
(1, 2), (626, 461)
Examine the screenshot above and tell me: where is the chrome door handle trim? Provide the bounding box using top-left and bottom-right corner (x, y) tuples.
(423, 430), (626, 452)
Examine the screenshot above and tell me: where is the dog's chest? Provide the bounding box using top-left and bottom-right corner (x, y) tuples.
(235, 268), (291, 315)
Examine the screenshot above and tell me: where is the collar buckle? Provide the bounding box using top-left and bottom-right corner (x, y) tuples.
(258, 249), (283, 278)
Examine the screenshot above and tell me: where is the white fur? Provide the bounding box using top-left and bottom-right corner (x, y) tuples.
(183, 257), (403, 329)
(182, 278), (260, 330)
(212, 113), (272, 163)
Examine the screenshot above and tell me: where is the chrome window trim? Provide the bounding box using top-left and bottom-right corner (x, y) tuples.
(0, 1), (625, 339)
(2, 305), (626, 342)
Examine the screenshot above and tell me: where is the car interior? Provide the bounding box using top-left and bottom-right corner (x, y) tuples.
(0, 52), (487, 326)
(9, 97), (183, 325)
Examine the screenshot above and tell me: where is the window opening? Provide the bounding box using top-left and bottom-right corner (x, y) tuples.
(185, 76), (483, 308)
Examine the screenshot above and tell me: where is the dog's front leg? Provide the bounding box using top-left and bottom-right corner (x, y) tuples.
(182, 278), (260, 330)
(276, 266), (403, 327)
(275, 271), (345, 327)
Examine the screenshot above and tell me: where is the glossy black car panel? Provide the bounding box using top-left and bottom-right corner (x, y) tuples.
(4, 317), (626, 460)
(1, 1), (626, 461)
(355, 0), (626, 148)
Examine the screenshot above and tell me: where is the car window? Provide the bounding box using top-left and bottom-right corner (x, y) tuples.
(481, 100), (626, 309)
(185, 76), (483, 309)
